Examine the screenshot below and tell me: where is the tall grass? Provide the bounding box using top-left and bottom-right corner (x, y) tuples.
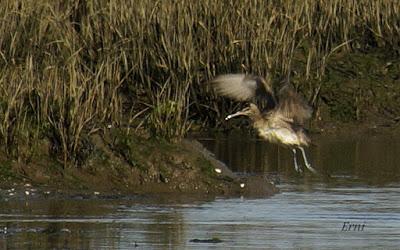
(0, 0), (398, 166)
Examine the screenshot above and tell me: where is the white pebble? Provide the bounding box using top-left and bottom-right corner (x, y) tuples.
(214, 168), (222, 174)
(25, 191), (30, 195)
(107, 124), (112, 129)
(240, 183), (245, 188)
(94, 191), (100, 195)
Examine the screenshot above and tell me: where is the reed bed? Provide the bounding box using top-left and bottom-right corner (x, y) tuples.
(0, 0), (398, 166)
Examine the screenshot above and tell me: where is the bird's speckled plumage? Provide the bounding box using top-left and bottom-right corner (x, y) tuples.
(210, 73), (316, 173)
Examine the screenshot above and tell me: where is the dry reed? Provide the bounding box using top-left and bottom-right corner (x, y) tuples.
(0, 0), (398, 166)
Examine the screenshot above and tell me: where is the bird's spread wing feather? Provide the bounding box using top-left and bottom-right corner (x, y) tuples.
(210, 74), (258, 101)
(276, 84), (312, 125)
(209, 74), (276, 109)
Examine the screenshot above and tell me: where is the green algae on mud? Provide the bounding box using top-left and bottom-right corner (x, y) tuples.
(0, 129), (277, 197)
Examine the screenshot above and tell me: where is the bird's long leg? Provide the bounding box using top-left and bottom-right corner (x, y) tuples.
(292, 148), (302, 173)
(298, 147), (317, 173)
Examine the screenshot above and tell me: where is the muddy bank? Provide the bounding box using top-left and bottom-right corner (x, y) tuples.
(0, 50), (398, 197)
(0, 130), (277, 198)
(306, 50), (400, 130)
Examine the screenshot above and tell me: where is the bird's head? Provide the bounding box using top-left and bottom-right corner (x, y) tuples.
(225, 103), (261, 121)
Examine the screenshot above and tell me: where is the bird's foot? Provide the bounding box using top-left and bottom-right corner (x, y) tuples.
(294, 164), (303, 173)
(305, 163), (317, 174)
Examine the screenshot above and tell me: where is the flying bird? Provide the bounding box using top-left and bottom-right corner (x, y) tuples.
(209, 74), (316, 173)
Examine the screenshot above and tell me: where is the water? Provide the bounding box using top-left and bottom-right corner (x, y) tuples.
(1, 133), (400, 249)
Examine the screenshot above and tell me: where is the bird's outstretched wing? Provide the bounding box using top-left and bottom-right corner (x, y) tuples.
(276, 83), (312, 125)
(209, 74), (276, 110)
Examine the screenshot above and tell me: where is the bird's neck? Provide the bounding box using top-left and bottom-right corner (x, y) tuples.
(251, 113), (266, 130)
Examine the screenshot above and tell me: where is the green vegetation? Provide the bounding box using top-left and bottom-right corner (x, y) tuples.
(0, 0), (399, 167)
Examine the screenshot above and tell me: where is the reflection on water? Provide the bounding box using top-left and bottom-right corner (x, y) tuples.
(1, 133), (400, 249)
(199, 132), (400, 184)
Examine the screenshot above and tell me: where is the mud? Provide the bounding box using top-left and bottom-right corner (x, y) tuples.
(0, 131), (277, 198)
(0, 50), (398, 197)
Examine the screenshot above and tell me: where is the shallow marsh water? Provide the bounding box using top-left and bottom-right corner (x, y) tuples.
(1, 132), (400, 249)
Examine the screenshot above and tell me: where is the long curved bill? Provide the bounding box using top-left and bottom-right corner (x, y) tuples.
(225, 110), (246, 120)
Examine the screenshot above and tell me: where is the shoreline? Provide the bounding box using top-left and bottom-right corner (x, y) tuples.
(0, 132), (278, 198)
(1, 121), (398, 198)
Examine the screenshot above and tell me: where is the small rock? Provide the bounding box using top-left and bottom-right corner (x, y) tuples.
(214, 168), (222, 174)
(25, 191), (30, 195)
(94, 191), (100, 195)
(240, 183), (245, 188)
(190, 237), (223, 243)
(159, 174), (169, 183)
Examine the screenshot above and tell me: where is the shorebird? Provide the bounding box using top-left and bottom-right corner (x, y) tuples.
(209, 74), (316, 173)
